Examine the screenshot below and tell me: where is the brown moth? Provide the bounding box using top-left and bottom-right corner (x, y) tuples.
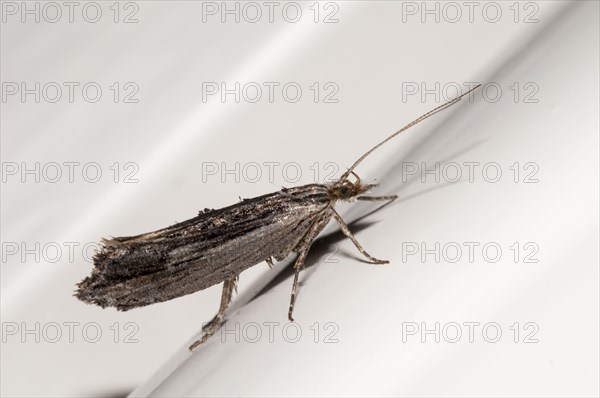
(75, 84), (480, 350)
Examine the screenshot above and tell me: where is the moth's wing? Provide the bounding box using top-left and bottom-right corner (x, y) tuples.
(76, 184), (331, 310)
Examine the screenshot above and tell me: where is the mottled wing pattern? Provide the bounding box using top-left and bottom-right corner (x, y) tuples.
(76, 184), (331, 310)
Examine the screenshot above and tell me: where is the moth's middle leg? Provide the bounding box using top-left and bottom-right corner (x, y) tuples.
(189, 275), (238, 351)
(331, 208), (389, 264)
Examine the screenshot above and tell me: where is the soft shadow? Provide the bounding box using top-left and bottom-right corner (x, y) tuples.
(249, 219), (378, 303)
(383, 138), (488, 199)
(97, 388), (133, 398)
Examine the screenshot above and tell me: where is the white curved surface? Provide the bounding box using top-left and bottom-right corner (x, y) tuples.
(1, 2), (598, 397)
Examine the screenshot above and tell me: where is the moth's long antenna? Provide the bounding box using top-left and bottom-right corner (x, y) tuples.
(339, 84), (481, 182)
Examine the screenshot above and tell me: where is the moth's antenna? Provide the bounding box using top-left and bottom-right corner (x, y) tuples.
(339, 84), (481, 182)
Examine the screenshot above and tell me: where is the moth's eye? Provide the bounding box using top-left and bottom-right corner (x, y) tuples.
(337, 185), (352, 198)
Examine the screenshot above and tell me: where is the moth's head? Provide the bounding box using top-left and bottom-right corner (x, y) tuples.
(329, 172), (376, 201)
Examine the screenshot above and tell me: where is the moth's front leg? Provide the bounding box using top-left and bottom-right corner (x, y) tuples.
(331, 208), (389, 264)
(189, 276), (238, 351)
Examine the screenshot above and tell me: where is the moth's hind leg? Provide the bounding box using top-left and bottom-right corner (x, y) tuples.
(189, 275), (238, 351)
(331, 209), (389, 264)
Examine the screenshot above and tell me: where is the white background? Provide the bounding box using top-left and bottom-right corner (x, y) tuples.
(1, 1), (598, 397)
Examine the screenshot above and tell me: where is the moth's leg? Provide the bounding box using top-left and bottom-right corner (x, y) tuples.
(331, 209), (389, 264)
(357, 195), (398, 202)
(189, 275), (238, 351)
(288, 215), (331, 322)
(288, 250), (309, 322)
(266, 257), (274, 269)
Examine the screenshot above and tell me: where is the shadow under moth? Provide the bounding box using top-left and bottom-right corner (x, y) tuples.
(76, 85), (480, 350)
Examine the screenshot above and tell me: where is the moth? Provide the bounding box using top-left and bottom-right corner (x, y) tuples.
(76, 85), (480, 350)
